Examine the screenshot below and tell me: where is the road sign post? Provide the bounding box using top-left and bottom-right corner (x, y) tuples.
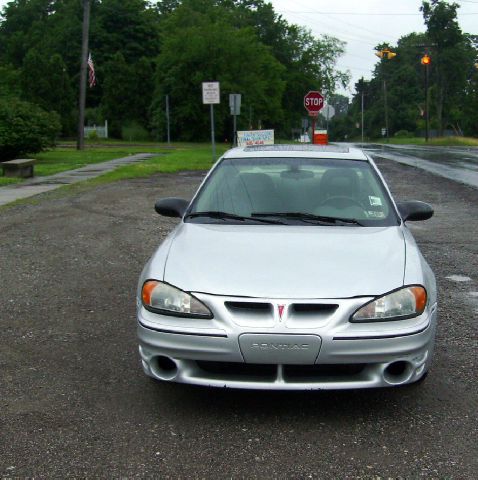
(202, 82), (220, 161)
(229, 94), (241, 147)
(304, 91), (324, 144)
(165, 94), (171, 144)
(320, 104), (335, 134)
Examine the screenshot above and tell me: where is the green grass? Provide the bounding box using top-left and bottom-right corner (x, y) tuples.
(374, 136), (478, 147)
(33, 149), (132, 176)
(1, 148), (147, 185)
(85, 144), (228, 185)
(0, 143), (229, 209)
(0, 176), (22, 186)
(1, 143), (228, 190)
(33, 142), (221, 179)
(1, 142), (208, 185)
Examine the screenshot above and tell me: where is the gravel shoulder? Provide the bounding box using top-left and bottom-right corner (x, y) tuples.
(0, 160), (477, 478)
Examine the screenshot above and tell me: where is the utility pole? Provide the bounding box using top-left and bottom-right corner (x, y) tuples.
(375, 48), (396, 143)
(360, 77), (365, 143)
(421, 53), (431, 142)
(76, 0), (90, 151)
(383, 79), (389, 143)
(165, 94), (171, 144)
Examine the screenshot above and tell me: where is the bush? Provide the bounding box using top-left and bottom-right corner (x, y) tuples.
(121, 121), (151, 142)
(394, 129), (410, 138)
(0, 97), (61, 161)
(87, 130), (99, 141)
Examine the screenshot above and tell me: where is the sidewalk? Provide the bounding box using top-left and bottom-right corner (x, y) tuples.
(0, 153), (156, 206)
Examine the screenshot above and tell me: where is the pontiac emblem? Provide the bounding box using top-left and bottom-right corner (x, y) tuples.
(278, 304), (285, 321)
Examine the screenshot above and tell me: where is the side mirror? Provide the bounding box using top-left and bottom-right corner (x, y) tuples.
(154, 197), (189, 218)
(396, 201), (434, 222)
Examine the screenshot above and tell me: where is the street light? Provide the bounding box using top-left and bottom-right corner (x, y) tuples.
(375, 49), (397, 60)
(375, 48), (397, 143)
(421, 54), (431, 142)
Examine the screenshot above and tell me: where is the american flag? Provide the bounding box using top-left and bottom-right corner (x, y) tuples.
(87, 53), (96, 88)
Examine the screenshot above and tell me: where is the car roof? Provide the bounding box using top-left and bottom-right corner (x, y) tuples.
(222, 144), (368, 161)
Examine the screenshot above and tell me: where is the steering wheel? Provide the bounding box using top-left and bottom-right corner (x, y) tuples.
(317, 196), (364, 209)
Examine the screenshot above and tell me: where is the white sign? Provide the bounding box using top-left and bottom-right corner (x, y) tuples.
(202, 82), (220, 104)
(237, 130), (274, 147)
(320, 104), (335, 120)
(229, 94), (242, 115)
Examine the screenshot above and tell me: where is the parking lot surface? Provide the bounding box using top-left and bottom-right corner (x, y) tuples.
(1, 157), (477, 477)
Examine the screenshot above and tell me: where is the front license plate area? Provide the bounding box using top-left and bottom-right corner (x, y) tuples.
(239, 334), (322, 364)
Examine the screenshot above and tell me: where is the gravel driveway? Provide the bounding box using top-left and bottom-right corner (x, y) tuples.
(1, 159), (477, 477)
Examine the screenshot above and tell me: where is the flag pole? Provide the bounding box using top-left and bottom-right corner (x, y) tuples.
(77, 0), (91, 151)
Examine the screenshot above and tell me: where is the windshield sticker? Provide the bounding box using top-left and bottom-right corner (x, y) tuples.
(369, 196), (382, 206)
(367, 211), (385, 218)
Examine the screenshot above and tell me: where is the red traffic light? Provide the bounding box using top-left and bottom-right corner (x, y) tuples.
(421, 54), (431, 65)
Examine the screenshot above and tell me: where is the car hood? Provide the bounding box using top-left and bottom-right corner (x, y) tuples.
(161, 223), (405, 298)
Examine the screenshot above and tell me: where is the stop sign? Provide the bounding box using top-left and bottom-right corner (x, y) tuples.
(304, 91), (324, 114)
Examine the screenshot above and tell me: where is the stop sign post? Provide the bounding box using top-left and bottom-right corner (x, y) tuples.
(304, 91), (324, 144)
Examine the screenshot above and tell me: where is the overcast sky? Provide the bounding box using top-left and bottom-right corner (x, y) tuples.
(270, 0), (478, 95)
(1, 0), (477, 96)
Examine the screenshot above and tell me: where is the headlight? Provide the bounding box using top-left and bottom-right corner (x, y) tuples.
(141, 280), (213, 318)
(351, 285), (427, 322)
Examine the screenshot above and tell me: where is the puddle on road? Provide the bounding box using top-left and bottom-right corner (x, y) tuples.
(446, 274), (472, 282)
(465, 291), (478, 313)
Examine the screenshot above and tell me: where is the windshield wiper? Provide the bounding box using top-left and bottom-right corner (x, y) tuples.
(252, 212), (364, 226)
(185, 211), (285, 224)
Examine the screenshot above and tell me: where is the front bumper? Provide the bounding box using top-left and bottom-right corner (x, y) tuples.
(137, 293), (437, 390)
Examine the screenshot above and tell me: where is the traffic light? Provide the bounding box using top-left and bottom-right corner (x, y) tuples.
(421, 54), (431, 65)
(375, 49), (397, 60)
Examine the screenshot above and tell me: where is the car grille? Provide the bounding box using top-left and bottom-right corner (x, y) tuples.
(196, 361), (277, 379)
(223, 301), (339, 328)
(196, 361), (367, 383)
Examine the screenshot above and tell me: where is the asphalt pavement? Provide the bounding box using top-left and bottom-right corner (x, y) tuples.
(1, 158), (477, 477)
(356, 143), (478, 189)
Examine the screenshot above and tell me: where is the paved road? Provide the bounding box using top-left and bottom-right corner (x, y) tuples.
(355, 143), (478, 189)
(1, 160), (477, 477)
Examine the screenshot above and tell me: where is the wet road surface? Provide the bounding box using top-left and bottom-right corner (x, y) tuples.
(352, 143), (478, 189)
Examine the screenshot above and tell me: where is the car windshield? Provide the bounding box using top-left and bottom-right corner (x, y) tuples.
(187, 157), (399, 226)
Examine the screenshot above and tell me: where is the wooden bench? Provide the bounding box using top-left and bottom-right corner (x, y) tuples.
(1, 159), (36, 178)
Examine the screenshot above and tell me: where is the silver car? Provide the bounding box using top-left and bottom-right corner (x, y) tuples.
(137, 145), (437, 389)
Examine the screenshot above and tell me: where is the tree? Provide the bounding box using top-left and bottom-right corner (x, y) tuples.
(0, 0), (350, 140)
(152, 1), (285, 141)
(421, 0), (475, 134)
(101, 52), (155, 137)
(21, 50), (74, 134)
(0, 64), (21, 98)
(218, 0), (349, 135)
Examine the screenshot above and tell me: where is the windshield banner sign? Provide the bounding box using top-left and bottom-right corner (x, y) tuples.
(237, 130), (274, 147)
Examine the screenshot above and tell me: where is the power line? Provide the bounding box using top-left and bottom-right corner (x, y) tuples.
(284, 0), (397, 41)
(280, 10), (386, 47)
(278, 11), (478, 16)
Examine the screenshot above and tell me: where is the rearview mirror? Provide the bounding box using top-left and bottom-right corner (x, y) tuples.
(154, 197), (189, 218)
(396, 201), (434, 222)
